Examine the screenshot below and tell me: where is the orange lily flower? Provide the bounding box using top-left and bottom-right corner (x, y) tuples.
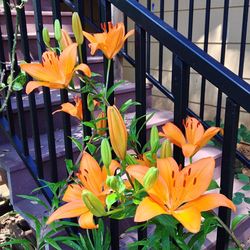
(53, 96), (83, 120)
(127, 157), (236, 233)
(60, 29), (73, 50)
(107, 105), (128, 160)
(159, 117), (221, 158)
(20, 43), (91, 94)
(82, 22), (134, 59)
(47, 152), (119, 229)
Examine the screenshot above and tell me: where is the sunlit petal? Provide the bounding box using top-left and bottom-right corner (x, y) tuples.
(182, 143), (197, 158)
(62, 184), (83, 202)
(46, 200), (88, 224)
(134, 197), (167, 222)
(172, 206), (201, 233)
(26, 81), (65, 94)
(78, 211), (98, 229)
(198, 127), (222, 149)
(160, 122), (186, 148)
(74, 63), (91, 78)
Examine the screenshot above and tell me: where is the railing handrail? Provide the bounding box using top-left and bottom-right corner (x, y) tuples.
(110, 0), (250, 113)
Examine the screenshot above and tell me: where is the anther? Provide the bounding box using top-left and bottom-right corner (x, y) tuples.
(193, 177), (197, 185)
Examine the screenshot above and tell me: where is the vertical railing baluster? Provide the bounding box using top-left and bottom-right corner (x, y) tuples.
(172, 56), (189, 166)
(135, 24), (147, 246)
(51, 0), (73, 160)
(32, 0), (58, 181)
(17, 0), (44, 178)
(4, 0), (29, 155)
(199, 0), (211, 120)
(124, 13), (128, 53)
(216, 98), (240, 250)
(76, 0), (93, 140)
(146, 0), (151, 75)
(238, 0), (249, 78)
(0, 28), (6, 121)
(158, 0), (164, 84)
(216, 0), (229, 127)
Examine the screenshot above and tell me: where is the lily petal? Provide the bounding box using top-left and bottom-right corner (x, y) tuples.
(160, 122), (186, 148)
(181, 193), (236, 212)
(127, 165), (169, 204)
(182, 143), (197, 158)
(79, 152), (103, 195)
(134, 197), (167, 222)
(74, 63), (91, 78)
(26, 81), (64, 94)
(78, 211), (98, 229)
(173, 206), (201, 233)
(46, 200), (88, 224)
(62, 184), (83, 202)
(179, 157), (215, 204)
(60, 43), (77, 77)
(198, 127), (221, 149)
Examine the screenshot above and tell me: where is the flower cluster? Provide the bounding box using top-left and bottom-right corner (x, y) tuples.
(21, 15), (237, 248)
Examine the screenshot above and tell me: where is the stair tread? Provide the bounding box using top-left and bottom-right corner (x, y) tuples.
(9, 82), (152, 112)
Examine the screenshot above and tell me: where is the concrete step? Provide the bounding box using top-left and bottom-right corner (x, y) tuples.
(0, 82), (153, 144)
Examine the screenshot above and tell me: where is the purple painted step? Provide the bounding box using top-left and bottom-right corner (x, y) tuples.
(0, 82), (152, 144)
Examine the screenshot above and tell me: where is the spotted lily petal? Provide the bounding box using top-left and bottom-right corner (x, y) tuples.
(62, 184), (83, 202)
(26, 81), (65, 94)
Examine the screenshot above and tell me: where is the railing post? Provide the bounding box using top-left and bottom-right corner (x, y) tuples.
(172, 55), (189, 166)
(32, 0), (58, 182)
(76, 0), (92, 139)
(216, 98), (240, 250)
(135, 24), (147, 246)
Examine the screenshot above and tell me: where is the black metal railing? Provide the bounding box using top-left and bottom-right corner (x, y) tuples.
(0, 0), (249, 249)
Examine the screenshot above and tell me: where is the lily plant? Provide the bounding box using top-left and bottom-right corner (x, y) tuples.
(2, 13), (244, 250)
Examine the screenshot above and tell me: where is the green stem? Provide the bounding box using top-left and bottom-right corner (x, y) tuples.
(213, 212), (243, 250)
(105, 59), (111, 98)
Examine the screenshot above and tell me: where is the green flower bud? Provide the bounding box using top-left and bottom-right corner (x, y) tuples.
(42, 27), (50, 48)
(54, 19), (62, 42)
(106, 175), (125, 193)
(160, 139), (172, 158)
(82, 190), (106, 217)
(125, 153), (138, 165)
(72, 12), (83, 45)
(150, 125), (159, 153)
(101, 139), (112, 172)
(143, 167), (159, 191)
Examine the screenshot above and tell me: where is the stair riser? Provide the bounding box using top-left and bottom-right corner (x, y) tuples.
(0, 84), (152, 144)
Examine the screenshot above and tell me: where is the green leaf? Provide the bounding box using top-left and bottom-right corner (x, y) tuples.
(232, 196), (243, 205)
(17, 194), (49, 209)
(231, 214), (249, 231)
(12, 82), (23, 91)
(244, 197), (250, 204)
(106, 80), (125, 99)
(82, 121), (96, 129)
(0, 239), (32, 248)
(234, 192), (245, 198)
(87, 143), (96, 154)
(87, 94), (95, 112)
(91, 72), (102, 77)
(45, 238), (62, 250)
(242, 184), (250, 191)
(70, 137), (83, 151)
(65, 159), (74, 174)
(237, 173), (249, 183)
(106, 193), (118, 211)
(207, 179), (220, 190)
(119, 99), (141, 113)
(11, 71), (27, 91)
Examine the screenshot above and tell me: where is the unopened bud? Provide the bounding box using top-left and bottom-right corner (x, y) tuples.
(101, 139), (112, 172)
(160, 140), (172, 158)
(42, 27), (50, 48)
(72, 12), (83, 45)
(82, 190), (106, 217)
(54, 19), (62, 42)
(143, 167), (159, 191)
(106, 175), (125, 193)
(125, 154), (138, 165)
(150, 125), (159, 153)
